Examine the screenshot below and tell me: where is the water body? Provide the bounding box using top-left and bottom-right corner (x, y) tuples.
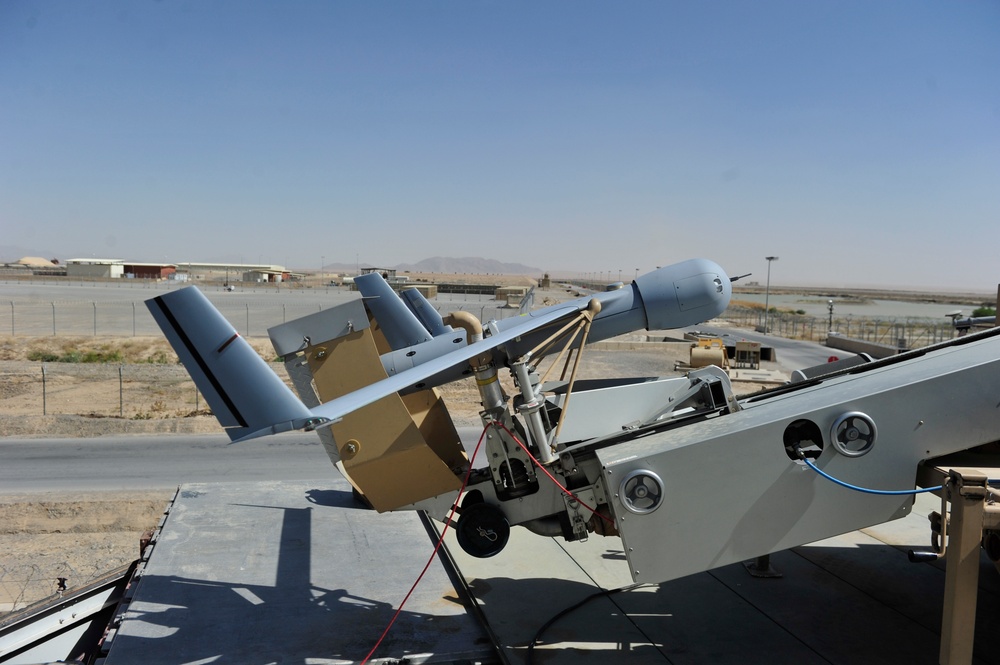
(731, 292), (991, 321)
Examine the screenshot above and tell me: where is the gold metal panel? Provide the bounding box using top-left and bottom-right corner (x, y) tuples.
(305, 327), (464, 512)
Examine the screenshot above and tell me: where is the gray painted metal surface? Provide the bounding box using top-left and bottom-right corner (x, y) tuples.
(548, 367), (734, 445)
(148, 287), (316, 441)
(601, 328), (1000, 585)
(103, 479), (495, 664)
(826, 333), (901, 358)
(0, 567), (129, 664)
(268, 297), (369, 357)
(355, 272), (434, 349)
(442, 492), (1000, 664)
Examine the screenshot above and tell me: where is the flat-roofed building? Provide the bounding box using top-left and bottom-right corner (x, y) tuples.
(124, 263), (177, 279)
(166, 262), (291, 283)
(66, 258), (125, 279)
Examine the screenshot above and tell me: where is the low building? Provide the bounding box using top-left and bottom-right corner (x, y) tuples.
(243, 267), (288, 283)
(124, 263), (177, 279)
(66, 258), (125, 279)
(175, 262), (291, 283)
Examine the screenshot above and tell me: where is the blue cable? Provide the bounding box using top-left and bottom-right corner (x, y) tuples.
(803, 457), (943, 495)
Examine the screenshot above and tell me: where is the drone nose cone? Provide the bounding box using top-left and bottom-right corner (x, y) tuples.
(635, 259), (731, 330)
(675, 263), (731, 313)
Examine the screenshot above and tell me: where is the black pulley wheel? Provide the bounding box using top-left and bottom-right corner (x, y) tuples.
(456, 502), (510, 558)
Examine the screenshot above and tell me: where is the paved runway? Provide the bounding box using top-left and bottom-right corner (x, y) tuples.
(0, 431), (334, 493)
(0, 427), (495, 494)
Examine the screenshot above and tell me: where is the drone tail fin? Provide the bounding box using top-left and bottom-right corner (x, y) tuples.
(146, 287), (319, 442)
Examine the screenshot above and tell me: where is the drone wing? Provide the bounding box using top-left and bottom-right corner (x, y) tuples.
(147, 286), (579, 442)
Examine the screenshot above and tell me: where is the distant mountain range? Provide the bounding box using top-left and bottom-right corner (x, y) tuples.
(397, 256), (542, 275)
(1, 245), (545, 277)
(323, 256), (543, 276)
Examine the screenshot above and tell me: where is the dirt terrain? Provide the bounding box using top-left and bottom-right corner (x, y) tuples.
(0, 490), (172, 613)
(0, 287), (769, 614)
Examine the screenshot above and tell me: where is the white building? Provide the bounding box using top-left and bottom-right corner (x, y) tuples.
(66, 258), (125, 279)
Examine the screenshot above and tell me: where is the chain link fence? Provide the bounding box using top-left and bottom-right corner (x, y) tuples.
(1, 309), (960, 421)
(0, 299), (523, 420)
(0, 555), (133, 615)
(4, 297), (522, 339)
(0, 496), (164, 614)
(724, 305), (958, 349)
(2, 362), (210, 419)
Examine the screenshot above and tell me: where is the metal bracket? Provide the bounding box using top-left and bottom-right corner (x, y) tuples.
(562, 488), (597, 542)
(934, 468), (993, 665)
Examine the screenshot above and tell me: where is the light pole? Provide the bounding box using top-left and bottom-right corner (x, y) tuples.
(827, 299), (834, 332)
(763, 256), (778, 334)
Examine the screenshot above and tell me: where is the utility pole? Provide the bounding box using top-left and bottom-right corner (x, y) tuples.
(763, 256), (779, 334)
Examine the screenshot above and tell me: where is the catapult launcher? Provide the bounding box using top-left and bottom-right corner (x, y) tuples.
(148, 259), (1000, 653)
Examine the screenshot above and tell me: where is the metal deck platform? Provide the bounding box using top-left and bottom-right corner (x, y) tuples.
(442, 492), (1000, 664)
(104, 481), (1000, 664)
(101, 479), (496, 664)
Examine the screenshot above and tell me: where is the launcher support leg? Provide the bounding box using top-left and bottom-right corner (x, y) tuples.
(939, 470), (988, 665)
(743, 554), (782, 579)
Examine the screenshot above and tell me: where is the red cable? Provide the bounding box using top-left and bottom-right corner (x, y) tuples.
(494, 422), (614, 525)
(363, 419), (616, 662)
(360, 424), (490, 665)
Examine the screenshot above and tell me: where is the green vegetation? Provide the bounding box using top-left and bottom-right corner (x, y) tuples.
(11, 335), (300, 365)
(28, 349), (124, 363)
(972, 306), (996, 318)
(143, 351), (172, 364)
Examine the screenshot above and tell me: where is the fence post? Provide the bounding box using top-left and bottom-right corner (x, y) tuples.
(132, 302), (136, 337)
(41, 363), (47, 416)
(51, 303), (55, 336)
(245, 303), (250, 337)
(9, 301), (13, 336)
(119, 364), (124, 417)
(93, 302), (97, 336)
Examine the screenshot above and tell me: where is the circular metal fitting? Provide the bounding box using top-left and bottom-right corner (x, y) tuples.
(984, 531), (1000, 563)
(619, 469), (665, 515)
(830, 412), (877, 457)
(342, 439), (361, 460)
(456, 502), (510, 558)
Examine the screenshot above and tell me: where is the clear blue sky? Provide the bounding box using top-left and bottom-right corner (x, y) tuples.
(2, 1), (998, 290)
